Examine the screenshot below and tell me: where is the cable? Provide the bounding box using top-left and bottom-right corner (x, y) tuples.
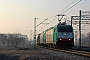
(37, 16), (57, 34)
(37, 0), (82, 34)
(48, 16), (57, 24)
(61, 0), (82, 14)
(46, 0), (82, 26)
(59, 0), (77, 13)
(37, 16), (57, 33)
(36, 18), (48, 27)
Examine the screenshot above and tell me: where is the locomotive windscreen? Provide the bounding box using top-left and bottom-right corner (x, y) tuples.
(58, 25), (73, 32)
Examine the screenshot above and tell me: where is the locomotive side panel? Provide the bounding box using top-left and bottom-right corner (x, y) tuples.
(53, 26), (58, 42)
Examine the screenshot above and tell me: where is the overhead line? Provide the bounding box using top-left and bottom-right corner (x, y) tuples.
(62, 0), (82, 14)
(48, 16), (57, 24)
(48, 0), (82, 26)
(37, 0), (82, 34)
(37, 16), (57, 34)
(36, 18), (48, 27)
(59, 0), (77, 13)
(47, 0), (82, 26)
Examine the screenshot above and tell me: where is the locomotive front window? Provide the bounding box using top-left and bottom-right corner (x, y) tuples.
(58, 27), (73, 32)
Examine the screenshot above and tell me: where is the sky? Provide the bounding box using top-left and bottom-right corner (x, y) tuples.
(0, 0), (90, 40)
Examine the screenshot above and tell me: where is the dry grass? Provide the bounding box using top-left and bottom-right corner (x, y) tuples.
(0, 48), (67, 60)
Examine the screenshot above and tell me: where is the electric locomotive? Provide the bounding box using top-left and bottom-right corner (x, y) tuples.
(53, 23), (74, 48)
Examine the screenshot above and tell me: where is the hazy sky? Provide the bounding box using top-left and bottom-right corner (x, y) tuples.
(0, 0), (90, 40)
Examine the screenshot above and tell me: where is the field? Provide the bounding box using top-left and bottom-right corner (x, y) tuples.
(0, 46), (67, 60)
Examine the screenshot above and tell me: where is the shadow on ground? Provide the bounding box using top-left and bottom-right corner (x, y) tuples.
(0, 54), (20, 60)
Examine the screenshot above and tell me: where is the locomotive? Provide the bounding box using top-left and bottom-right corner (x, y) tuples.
(37, 22), (74, 48)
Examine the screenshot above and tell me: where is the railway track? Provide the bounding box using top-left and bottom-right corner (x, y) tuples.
(40, 46), (90, 58)
(49, 48), (90, 57)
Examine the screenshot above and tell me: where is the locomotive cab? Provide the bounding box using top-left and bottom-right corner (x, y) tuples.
(53, 24), (74, 48)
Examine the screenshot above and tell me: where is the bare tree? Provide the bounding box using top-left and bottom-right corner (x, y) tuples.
(0, 34), (7, 47)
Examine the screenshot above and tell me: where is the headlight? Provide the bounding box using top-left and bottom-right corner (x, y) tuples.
(69, 39), (71, 40)
(60, 39), (62, 40)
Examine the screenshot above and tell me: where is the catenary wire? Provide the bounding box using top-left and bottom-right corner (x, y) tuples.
(59, 0), (77, 13)
(37, 16), (57, 33)
(37, 0), (82, 34)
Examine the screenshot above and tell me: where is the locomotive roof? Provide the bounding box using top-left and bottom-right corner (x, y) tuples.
(58, 24), (72, 27)
(38, 24), (72, 35)
(53, 24), (72, 28)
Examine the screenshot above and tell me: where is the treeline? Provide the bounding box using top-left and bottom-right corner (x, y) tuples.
(0, 34), (30, 49)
